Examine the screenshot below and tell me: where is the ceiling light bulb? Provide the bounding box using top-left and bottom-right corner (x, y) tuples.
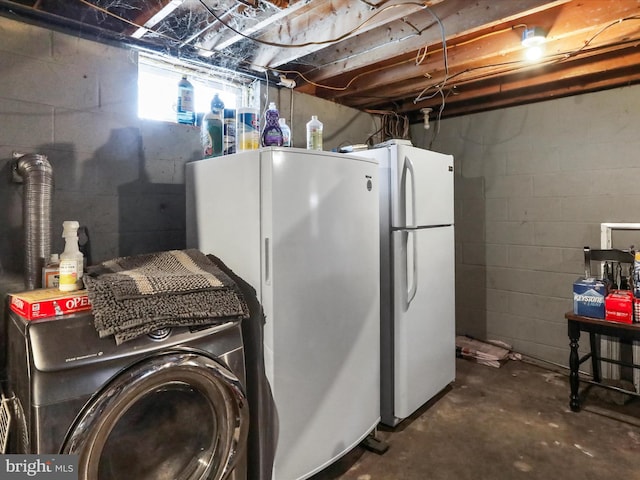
(525, 45), (544, 61)
(522, 26), (546, 62)
(521, 27), (546, 47)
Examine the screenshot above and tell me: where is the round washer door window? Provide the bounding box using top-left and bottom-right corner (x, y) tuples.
(62, 351), (249, 480)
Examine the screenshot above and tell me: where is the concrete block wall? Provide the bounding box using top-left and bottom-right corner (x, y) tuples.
(11, 11), (638, 370)
(412, 84), (640, 366)
(0, 15), (377, 290)
(0, 15), (201, 282)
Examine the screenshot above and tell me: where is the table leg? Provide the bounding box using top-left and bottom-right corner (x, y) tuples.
(568, 320), (581, 412)
(589, 332), (601, 383)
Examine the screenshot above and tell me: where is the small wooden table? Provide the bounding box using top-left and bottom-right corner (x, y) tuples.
(566, 312), (640, 411)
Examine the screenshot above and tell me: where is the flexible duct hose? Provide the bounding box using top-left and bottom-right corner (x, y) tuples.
(15, 154), (53, 290)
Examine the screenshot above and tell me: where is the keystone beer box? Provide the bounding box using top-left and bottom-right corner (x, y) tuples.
(9, 287), (91, 320)
(573, 277), (607, 318)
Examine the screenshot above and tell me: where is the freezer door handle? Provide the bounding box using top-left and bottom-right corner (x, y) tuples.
(264, 237), (271, 285)
(407, 230), (418, 306)
(402, 155), (417, 228)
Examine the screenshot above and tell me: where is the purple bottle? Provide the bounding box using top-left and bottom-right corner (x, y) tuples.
(261, 102), (284, 147)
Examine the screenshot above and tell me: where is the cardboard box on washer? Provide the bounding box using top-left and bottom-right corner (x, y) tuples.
(9, 287), (91, 320)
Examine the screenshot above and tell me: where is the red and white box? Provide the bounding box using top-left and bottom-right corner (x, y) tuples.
(9, 288), (91, 320)
(605, 290), (634, 324)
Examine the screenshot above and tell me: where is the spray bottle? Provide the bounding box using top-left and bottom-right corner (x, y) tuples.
(59, 221), (84, 292)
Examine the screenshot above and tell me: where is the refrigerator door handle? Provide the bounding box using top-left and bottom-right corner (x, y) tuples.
(407, 230), (418, 306)
(264, 237), (271, 285)
(403, 155), (417, 228)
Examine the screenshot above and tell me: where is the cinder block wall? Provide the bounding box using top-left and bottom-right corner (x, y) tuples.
(0, 15), (200, 279)
(11, 13), (639, 369)
(412, 85), (640, 366)
(0, 15), (376, 289)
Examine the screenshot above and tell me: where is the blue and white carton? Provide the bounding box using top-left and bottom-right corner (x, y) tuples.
(573, 277), (607, 318)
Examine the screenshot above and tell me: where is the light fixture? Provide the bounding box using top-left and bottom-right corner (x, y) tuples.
(278, 75), (296, 89)
(420, 108), (432, 130)
(521, 26), (546, 62)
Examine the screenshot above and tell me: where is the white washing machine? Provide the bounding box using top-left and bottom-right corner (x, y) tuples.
(5, 310), (249, 480)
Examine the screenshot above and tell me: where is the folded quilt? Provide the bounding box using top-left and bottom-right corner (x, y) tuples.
(83, 249), (249, 344)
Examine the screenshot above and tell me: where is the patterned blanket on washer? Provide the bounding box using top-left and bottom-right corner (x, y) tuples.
(83, 249), (250, 344)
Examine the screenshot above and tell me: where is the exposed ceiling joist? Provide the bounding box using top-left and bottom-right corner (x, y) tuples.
(131, 0), (184, 38)
(250, 0), (444, 68)
(1, 0), (639, 125)
(294, 0), (571, 84)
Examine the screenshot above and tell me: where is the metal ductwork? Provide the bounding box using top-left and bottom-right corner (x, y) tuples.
(14, 153), (54, 290)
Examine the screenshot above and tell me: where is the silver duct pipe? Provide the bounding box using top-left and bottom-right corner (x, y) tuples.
(14, 153), (54, 290)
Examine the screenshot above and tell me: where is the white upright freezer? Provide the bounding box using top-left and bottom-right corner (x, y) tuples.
(186, 147), (380, 480)
(353, 140), (455, 427)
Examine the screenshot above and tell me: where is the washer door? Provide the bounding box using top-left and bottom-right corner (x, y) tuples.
(62, 351), (248, 480)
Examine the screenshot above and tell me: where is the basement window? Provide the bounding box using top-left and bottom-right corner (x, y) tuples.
(137, 54), (251, 124)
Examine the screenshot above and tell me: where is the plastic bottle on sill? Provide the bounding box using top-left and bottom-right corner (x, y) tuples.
(59, 221), (84, 292)
(261, 102), (283, 147)
(306, 115), (323, 151)
(237, 107), (260, 151)
(224, 108), (236, 155)
(176, 75), (195, 125)
(279, 118), (291, 147)
(201, 94), (225, 158)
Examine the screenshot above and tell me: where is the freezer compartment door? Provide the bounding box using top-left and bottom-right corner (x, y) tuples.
(392, 225), (455, 421)
(390, 145), (454, 228)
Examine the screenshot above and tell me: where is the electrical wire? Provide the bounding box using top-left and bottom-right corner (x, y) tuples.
(72, 0), (431, 95)
(415, 29), (640, 105)
(76, 0), (146, 31)
(409, 6), (448, 146)
(281, 22), (526, 93)
(363, 109), (410, 144)
(413, 7), (448, 104)
(411, 15), (640, 138)
(289, 87), (294, 144)
(281, 16), (640, 97)
(264, 70), (270, 119)
(274, 23), (519, 93)
(423, 16), (640, 88)
(67, 0), (640, 123)
(71, 0), (260, 76)
(272, 56), (412, 92)
(197, 0), (428, 49)
(567, 15), (640, 57)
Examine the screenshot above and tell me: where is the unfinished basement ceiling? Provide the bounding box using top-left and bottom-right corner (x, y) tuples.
(1, 0), (640, 121)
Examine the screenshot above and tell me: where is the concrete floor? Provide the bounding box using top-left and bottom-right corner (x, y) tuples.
(311, 358), (640, 480)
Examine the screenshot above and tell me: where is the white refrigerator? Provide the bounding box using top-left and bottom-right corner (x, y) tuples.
(353, 141), (455, 427)
(185, 147), (380, 480)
